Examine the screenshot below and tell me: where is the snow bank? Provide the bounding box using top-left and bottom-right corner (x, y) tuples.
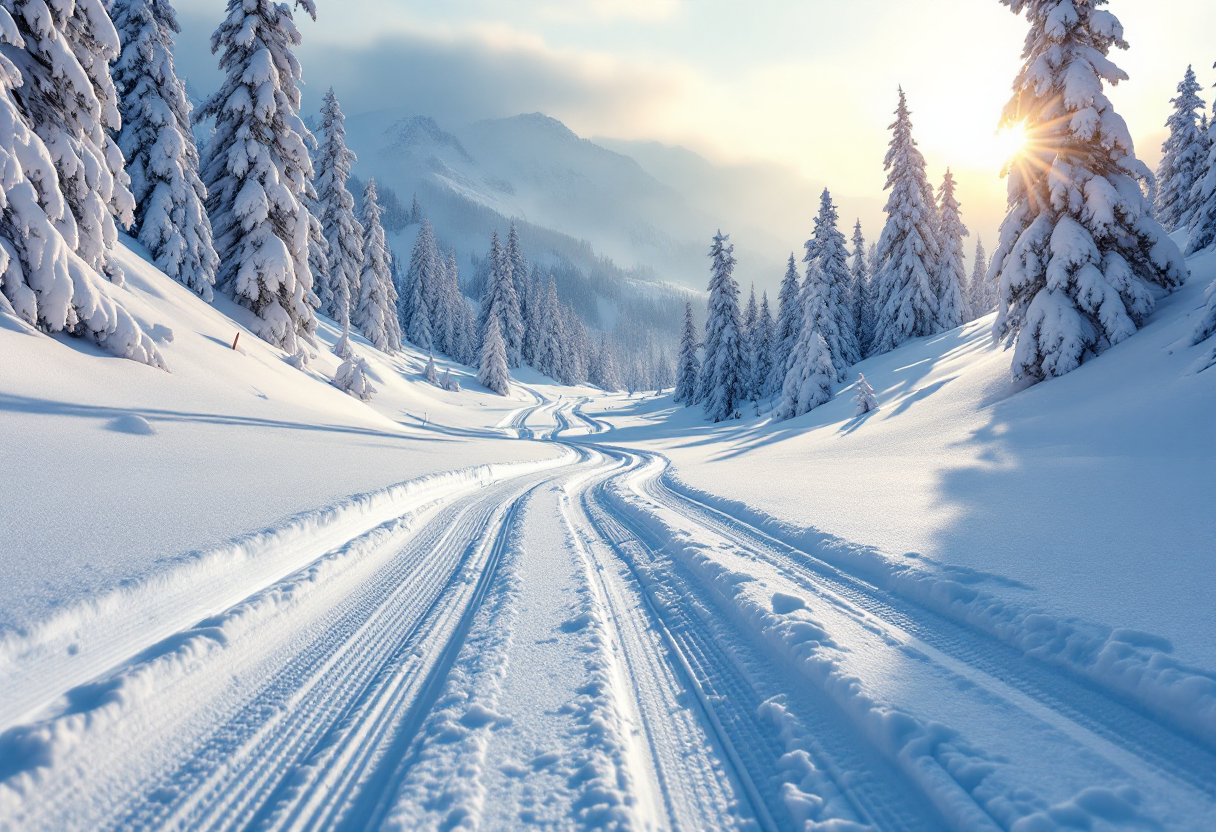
(0, 451), (575, 731)
(658, 470), (1216, 754)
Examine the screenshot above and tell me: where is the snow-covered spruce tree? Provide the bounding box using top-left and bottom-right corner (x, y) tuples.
(424, 353), (438, 385)
(354, 178), (397, 352)
(595, 334), (623, 392)
(934, 170), (970, 330)
(112, 0), (217, 300)
(769, 253), (802, 395)
(871, 88), (940, 356)
(967, 237), (991, 317)
(699, 231), (745, 422)
(854, 373), (878, 416)
(333, 291), (352, 358)
(1188, 70), (1216, 254)
(0, 6), (163, 366)
(742, 284), (759, 398)
(334, 354), (375, 401)
(314, 87), (363, 320)
(673, 301), (701, 404)
(754, 292), (774, 401)
(1155, 66), (1208, 233)
(777, 267), (836, 420)
(198, 0), (319, 351)
(1, 0), (128, 279)
(804, 188), (861, 378)
(504, 222), (530, 360)
(478, 314), (510, 395)
(533, 276), (565, 381)
(851, 219), (875, 354)
(403, 219), (437, 349)
(440, 367), (460, 392)
(993, 0), (1187, 383)
(521, 264), (543, 366)
(477, 230), (524, 367)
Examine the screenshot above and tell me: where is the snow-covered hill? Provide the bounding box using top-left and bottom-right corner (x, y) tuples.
(0, 236), (563, 637)
(591, 248), (1216, 673)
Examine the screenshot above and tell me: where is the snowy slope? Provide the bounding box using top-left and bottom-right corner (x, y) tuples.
(589, 249), (1216, 673)
(0, 236), (563, 637)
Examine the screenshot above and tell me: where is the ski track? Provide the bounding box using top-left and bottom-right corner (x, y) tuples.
(2, 418), (1215, 830)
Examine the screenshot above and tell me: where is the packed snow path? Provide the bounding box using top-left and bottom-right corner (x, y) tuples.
(2, 422), (1214, 830)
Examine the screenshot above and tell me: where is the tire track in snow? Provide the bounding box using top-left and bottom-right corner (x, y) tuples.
(581, 453), (942, 832)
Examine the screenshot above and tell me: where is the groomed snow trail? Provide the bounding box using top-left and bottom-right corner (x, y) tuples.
(3, 427), (1215, 830)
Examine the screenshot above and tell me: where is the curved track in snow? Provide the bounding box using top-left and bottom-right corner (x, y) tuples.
(2, 418), (1215, 831)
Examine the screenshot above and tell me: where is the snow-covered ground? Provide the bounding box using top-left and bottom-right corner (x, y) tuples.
(2, 238), (1215, 831)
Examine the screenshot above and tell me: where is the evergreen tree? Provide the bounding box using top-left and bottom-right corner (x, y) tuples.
(854, 373), (878, 416)
(593, 333), (622, 392)
(967, 237), (991, 318)
(404, 219), (437, 349)
(198, 0), (319, 351)
(440, 368), (460, 392)
(934, 169), (970, 330)
(477, 230), (524, 367)
(314, 88), (363, 320)
(478, 314), (510, 395)
(334, 354), (376, 401)
(805, 188), (861, 377)
(871, 88), (940, 355)
(777, 269), (836, 421)
(994, 0), (1187, 383)
(1155, 66), (1208, 233)
(534, 276), (565, 381)
(354, 178), (396, 352)
(0, 6), (163, 366)
(851, 219), (875, 354)
(1188, 66), (1216, 254)
(699, 231), (745, 422)
(333, 289), (352, 359)
(673, 302), (701, 404)
(769, 253), (802, 395)
(424, 353), (439, 385)
(742, 284), (759, 398)
(505, 221), (528, 307)
(112, 0), (217, 300)
(754, 292), (774, 402)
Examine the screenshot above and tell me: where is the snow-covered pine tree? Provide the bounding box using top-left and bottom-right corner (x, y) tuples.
(440, 368), (460, 392)
(561, 301), (590, 384)
(993, 0), (1187, 383)
(314, 87), (363, 320)
(0, 6), (163, 366)
(769, 253), (802, 395)
(699, 231), (745, 422)
(403, 219), (437, 349)
(334, 354), (375, 401)
(533, 276), (565, 381)
(198, 0), (319, 351)
(742, 284), (759, 399)
(967, 237), (991, 317)
(754, 292), (774, 401)
(1187, 66), (1216, 254)
(805, 188), (861, 378)
(478, 313), (510, 395)
(777, 268), (836, 420)
(593, 333), (622, 392)
(520, 264), (543, 367)
(3, 0), (128, 279)
(333, 290), (352, 358)
(354, 178), (397, 352)
(673, 301), (701, 404)
(424, 353), (438, 385)
(477, 230), (524, 367)
(505, 221), (528, 316)
(851, 219), (875, 355)
(934, 169), (970, 330)
(854, 373), (878, 416)
(871, 88), (940, 355)
(112, 0), (217, 300)
(1155, 66), (1208, 233)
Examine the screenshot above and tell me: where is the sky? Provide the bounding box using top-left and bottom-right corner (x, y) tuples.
(173, 0), (1216, 276)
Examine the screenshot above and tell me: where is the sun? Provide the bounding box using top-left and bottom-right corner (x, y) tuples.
(994, 122), (1029, 164)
